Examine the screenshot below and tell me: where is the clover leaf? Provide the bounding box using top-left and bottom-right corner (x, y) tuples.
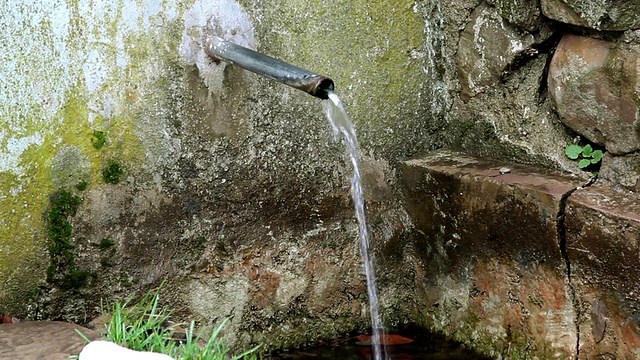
(565, 145), (583, 160)
(591, 150), (603, 163)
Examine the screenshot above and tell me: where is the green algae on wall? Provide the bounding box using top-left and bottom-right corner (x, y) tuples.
(45, 188), (87, 290)
(241, 0), (446, 156)
(0, 80), (146, 313)
(0, 172), (51, 315)
(54, 83), (145, 190)
(0, 0), (177, 314)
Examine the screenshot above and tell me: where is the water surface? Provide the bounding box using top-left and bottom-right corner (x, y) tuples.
(268, 330), (493, 360)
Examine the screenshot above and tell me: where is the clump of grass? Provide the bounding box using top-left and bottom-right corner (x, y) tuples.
(100, 288), (261, 359)
(178, 320), (261, 360)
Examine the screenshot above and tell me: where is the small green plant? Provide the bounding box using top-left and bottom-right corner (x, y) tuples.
(565, 144), (603, 173)
(100, 288), (261, 359)
(92, 130), (106, 150)
(103, 160), (124, 184)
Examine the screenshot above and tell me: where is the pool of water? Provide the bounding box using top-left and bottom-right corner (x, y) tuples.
(267, 331), (492, 360)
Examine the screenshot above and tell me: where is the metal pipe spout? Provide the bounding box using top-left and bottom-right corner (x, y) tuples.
(205, 37), (334, 100)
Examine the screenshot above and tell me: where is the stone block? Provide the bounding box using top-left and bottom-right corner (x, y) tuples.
(598, 153), (640, 192)
(541, 0), (640, 31)
(457, 2), (536, 98)
(565, 185), (640, 358)
(548, 34), (640, 155)
(402, 151), (583, 358)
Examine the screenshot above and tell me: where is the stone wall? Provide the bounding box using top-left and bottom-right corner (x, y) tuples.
(401, 151), (640, 359)
(396, 0), (640, 358)
(446, 0), (640, 183)
(2, 0), (639, 357)
(0, 0), (445, 351)
(401, 152), (582, 359)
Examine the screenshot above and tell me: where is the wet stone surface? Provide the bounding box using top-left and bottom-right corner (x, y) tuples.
(548, 34), (640, 155)
(565, 185), (640, 358)
(540, 0), (640, 31)
(401, 150), (583, 359)
(456, 2), (536, 98)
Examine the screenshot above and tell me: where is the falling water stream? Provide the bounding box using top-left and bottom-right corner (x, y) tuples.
(322, 91), (386, 360)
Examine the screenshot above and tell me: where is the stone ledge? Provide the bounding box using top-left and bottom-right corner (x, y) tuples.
(402, 151), (640, 358)
(566, 185), (640, 358)
(402, 150), (583, 359)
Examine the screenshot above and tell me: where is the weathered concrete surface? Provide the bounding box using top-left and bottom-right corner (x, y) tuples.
(0, 321), (101, 360)
(401, 150), (583, 359)
(565, 185), (640, 359)
(548, 34), (640, 155)
(0, 0), (444, 352)
(541, 0), (640, 31)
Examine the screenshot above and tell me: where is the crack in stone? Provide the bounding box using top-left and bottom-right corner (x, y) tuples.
(557, 177), (596, 360)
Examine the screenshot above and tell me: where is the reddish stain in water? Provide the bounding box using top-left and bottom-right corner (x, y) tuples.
(355, 334), (414, 345)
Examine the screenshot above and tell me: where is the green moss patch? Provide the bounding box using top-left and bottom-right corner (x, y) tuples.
(98, 238), (116, 249)
(103, 160), (125, 184)
(46, 189), (89, 291)
(76, 179), (88, 191)
(92, 130), (107, 150)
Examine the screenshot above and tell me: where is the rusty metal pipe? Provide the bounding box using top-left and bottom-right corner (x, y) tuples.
(205, 37), (334, 100)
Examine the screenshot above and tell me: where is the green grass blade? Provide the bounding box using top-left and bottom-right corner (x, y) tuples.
(100, 286), (260, 360)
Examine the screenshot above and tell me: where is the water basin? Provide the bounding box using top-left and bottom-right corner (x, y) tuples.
(268, 330), (492, 360)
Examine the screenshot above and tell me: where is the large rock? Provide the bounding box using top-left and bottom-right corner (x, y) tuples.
(598, 153), (640, 192)
(457, 2), (537, 98)
(486, 0), (543, 32)
(565, 185), (640, 358)
(541, 0), (640, 31)
(548, 34), (640, 155)
(402, 151), (583, 359)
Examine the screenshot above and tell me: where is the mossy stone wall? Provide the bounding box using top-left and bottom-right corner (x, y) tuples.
(1, 0), (588, 354)
(0, 0), (449, 348)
